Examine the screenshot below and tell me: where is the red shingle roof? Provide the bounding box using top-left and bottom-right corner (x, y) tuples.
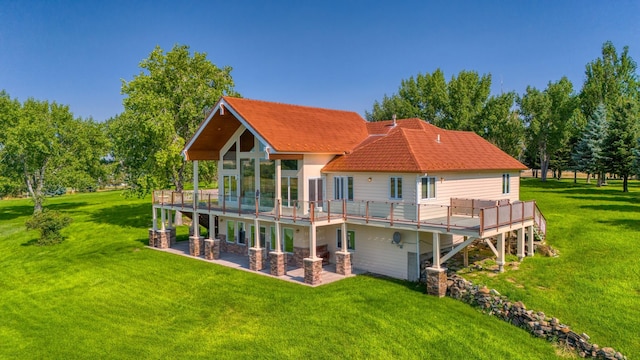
(223, 97), (368, 153)
(322, 118), (527, 172)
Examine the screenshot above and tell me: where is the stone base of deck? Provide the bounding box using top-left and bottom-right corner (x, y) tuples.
(335, 251), (351, 276)
(249, 248), (264, 271)
(303, 257), (323, 285)
(189, 236), (204, 256)
(270, 252), (286, 276)
(426, 267), (447, 297)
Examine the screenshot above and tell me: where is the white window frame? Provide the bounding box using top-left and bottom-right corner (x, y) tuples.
(334, 176), (353, 201)
(502, 173), (510, 194)
(336, 229), (355, 251)
(390, 176), (403, 200)
(421, 177), (436, 199)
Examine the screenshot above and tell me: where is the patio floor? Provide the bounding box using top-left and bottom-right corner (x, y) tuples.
(148, 240), (364, 287)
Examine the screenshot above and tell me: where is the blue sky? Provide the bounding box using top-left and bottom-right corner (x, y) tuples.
(1, 0), (638, 121)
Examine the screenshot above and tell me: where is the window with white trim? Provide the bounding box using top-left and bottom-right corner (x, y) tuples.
(390, 176), (402, 199)
(502, 173), (510, 194)
(336, 229), (355, 250)
(334, 176), (353, 201)
(421, 177), (436, 199)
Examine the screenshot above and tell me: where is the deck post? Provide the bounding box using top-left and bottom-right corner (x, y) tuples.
(303, 223), (322, 285)
(189, 160), (203, 256)
(527, 225), (535, 257)
(496, 232), (505, 272)
(516, 228), (525, 261)
(463, 236), (469, 267)
(160, 207), (166, 231)
(249, 217), (263, 271)
(433, 233), (441, 269)
(341, 222), (347, 252)
(336, 222), (351, 276)
(152, 206), (157, 232)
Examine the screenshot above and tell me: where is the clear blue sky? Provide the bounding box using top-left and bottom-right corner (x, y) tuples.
(1, 0), (638, 122)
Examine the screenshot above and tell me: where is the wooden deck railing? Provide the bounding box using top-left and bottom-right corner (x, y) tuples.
(153, 190), (546, 237)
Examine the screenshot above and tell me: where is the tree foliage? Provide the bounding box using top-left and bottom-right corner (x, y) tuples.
(0, 92), (107, 212)
(365, 69), (521, 156)
(25, 209), (72, 245)
(581, 41), (639, 118)
(604, 99), (639, 192)
(518, 77), (578, 181)
(113, 44), (238, 196)
(572, 103), (608, 180)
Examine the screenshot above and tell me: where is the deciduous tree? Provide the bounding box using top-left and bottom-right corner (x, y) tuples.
(115, 44), (238, 197)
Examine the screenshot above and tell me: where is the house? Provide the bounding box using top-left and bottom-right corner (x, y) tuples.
(149, 97), (546, 296)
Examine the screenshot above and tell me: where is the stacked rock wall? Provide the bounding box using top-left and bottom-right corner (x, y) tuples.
(446, 274), (626, 359)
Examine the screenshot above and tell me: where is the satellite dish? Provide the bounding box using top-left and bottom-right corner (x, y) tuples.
(392, 232), (402, 245)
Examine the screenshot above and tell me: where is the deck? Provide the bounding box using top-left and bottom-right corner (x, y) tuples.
(152, 191), (547, 238)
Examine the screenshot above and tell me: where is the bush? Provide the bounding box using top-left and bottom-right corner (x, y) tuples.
(25, 209), (73, 245)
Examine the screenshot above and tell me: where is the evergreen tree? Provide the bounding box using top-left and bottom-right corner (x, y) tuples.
(604, 99), (639, 192)
(572, 103), (608, 183)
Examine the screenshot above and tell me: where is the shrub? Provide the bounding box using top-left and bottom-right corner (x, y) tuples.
(25, 209), (73, 245)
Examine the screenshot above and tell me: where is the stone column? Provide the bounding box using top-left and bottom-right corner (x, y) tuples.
(189, 235), (204, 256)
(157, 229), (171, 249)
(212, 238), (221, 259)
(270, 251), (285, 276)
(148, 229), (156, 247)
(204, 239), (214, 260)
(426, 267), (447, 297)
(249, 247), (264, 271)
(335, 251), (351, 276)
(169, 227), (177, 246)
(303, 257), (323, 285)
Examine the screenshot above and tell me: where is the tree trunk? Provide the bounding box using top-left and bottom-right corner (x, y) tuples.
(586, 173), (591, 184)
(574, 170), (577, 183)
(540, 158), (549, 182)
(623, 175), (628, 192)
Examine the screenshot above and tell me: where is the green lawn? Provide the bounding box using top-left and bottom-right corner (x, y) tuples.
(468, 178), (640, 358)
(0, 180), (636, 359)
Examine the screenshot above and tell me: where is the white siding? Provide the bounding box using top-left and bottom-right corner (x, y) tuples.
(322, 224), (441, 280)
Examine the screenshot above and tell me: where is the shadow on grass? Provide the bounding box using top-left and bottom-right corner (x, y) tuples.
(21, 238), (39, 247)
(598, 219), (640, 231)
(359, 272), (426, 294)
(89, 203), (151, 228)
(0, 202), (89, 222)
(580, 204), (640, 213)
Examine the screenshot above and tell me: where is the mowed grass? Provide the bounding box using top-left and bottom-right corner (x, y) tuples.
(469, 178), (640, 358)
(0, 192), (561, 359)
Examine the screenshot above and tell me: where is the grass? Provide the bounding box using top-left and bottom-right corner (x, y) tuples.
(0, 192), (559, 359)
(468, 178), (640, 358)
(1, 179), (638, 359)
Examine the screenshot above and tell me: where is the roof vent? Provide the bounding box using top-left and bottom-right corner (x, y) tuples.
(436, 134), (441, 143)
(392, 114), (397, 127)
(220, 104), (225, 115)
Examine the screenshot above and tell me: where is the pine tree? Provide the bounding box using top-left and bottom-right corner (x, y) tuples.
(572, 103), (608, 183)
(604, 99), (639, 192)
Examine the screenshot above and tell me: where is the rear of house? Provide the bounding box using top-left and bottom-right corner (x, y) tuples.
(150, 97), (545, 295)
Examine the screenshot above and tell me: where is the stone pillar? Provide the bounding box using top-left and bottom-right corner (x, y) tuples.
(426, 267), (447, 297)
(249, 248), (264, 271)
(204, 239), (214, 260)
(303, 257), (323, 285)
(270, 251), (285, 276)
(212, 238), (221, 259)
(148, 229), (156, 247)
(335, 251), (352, 276)
(169, 227), (177, 246)
(189, 236), (204, 256)
(156, 229), (171, 249)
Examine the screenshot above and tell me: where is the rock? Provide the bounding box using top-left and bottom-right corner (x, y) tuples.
(479, 286), (490, 294)
(581, 332), (590, 341)
(490, 288), (500, 296)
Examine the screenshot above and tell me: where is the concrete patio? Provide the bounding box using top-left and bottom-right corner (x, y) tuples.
(148, 240), (364, 287)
